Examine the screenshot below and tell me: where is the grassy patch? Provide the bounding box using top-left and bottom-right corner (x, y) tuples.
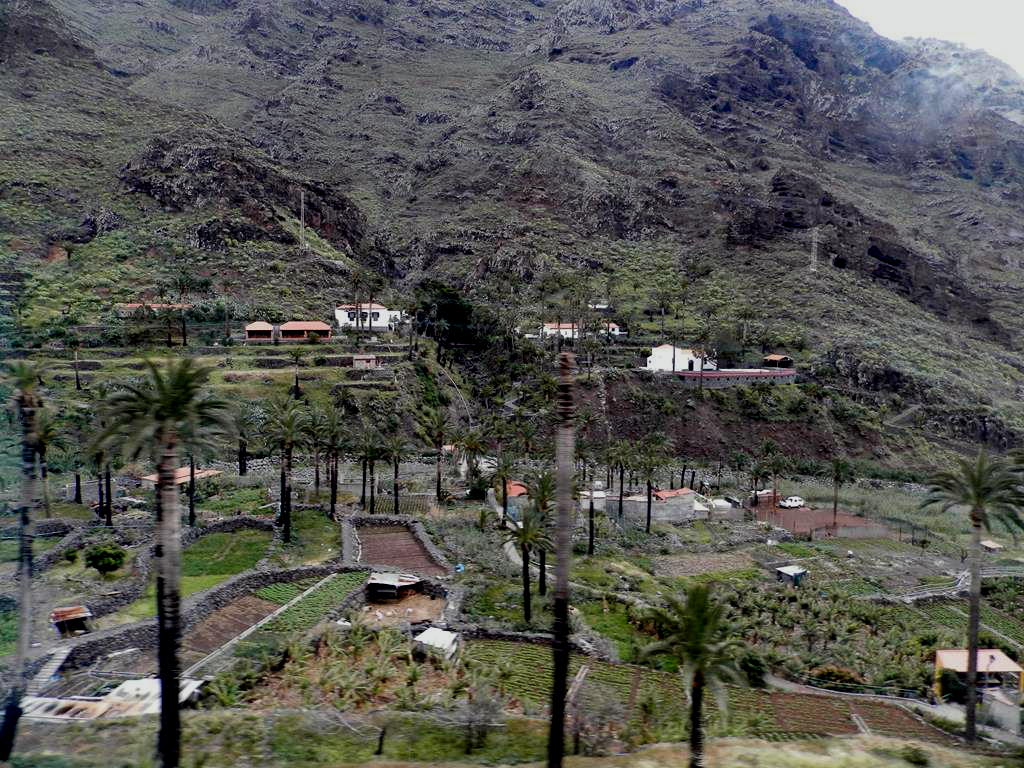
(198, 487), (271, 517)
(182, 530), (271, 577)
(108, 530), (271, 622)
(0, 534), (61, 564)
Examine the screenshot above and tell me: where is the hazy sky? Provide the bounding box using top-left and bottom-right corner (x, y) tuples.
(837, 0), (1024, 75)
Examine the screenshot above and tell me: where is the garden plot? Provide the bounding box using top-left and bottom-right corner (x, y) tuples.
(179, 595), (281, 670)
(355, 525), (446, 576)
(653, 550), (758, 580)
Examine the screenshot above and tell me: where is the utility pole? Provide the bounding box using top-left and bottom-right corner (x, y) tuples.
(549, 351), (576, 768)
(809, 226), (819, 272)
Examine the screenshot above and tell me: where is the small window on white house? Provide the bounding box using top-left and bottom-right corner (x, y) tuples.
(348, 312), (356, 321)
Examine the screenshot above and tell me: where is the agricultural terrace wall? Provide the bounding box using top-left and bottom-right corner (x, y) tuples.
(49, 517), (276, 619)
(63, 563), (374, 671)
(344, 515), (452, 574)
(452, 625), (604, 659)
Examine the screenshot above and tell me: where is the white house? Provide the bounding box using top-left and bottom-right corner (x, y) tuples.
(541, 322), (579, 340)
(645, 344), (717, 373)
(597, 322), (627, 338)
(335, 303), (403, 331)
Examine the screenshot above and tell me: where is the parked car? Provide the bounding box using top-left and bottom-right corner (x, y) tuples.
(779, 496), (805, 509)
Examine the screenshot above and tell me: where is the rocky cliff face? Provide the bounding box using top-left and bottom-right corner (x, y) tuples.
(5, 0), (1024, 450)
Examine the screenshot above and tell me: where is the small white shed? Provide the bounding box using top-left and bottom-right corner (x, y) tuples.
(776, 565), (808, 587)
(414, 627), (461, 661)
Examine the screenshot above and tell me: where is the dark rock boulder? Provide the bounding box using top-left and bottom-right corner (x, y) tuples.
(120, 128), (365, 250)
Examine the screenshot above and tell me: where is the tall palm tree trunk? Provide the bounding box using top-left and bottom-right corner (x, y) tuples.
(104, 465), (112, 523)
(435, 449), (442, 504)
(314, 447), (320, 499)
(645, 479), (652, 534)
(0, 399), (38, 761)
(283, 444), (293, 543)
(155, 442), (183, 768)
(522, 544), (532, 623)
(501, 484), (509, 528)
(538, 549), (547, 595)
(369, 459), (376, 514)
(238, 437), (247, 476)
(549, 351), (575, 768)
(330, 453), (339, 519)
(74, 470), (82, 504)
(40, 449), (50, 518)
(73, 348), (82, 391)
(965, 516), (982, 743)
(689, 669), (705, 768)
(393, 460), (400, 515)
(97, 469), (105, 521)
(187, 455), (196, 527)
(361, 458), (367, 509)
(588, 494), (595, 556)
(618, 464), (625, 522)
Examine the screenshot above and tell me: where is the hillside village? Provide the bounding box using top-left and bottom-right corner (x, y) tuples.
(2, 305), (1024, 768)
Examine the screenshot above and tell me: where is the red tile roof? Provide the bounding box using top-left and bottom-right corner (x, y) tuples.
(337, 303), (389, 310)
(653, 488), (694, 501)
(245, 321), (274, 331)
(279, 321), (332, 332)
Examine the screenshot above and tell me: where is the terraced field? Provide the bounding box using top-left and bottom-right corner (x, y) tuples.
(260, 571), (368, 634)
(356, 525), (446, 576)
(465, 640), (956, 744)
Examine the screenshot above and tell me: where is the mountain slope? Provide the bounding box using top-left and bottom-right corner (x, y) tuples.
(3, 0), (1024, 455)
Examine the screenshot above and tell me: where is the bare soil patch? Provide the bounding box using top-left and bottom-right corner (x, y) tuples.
(654, 550), (755, 579)
(363, 593), (445, 628)
(356, 525), (446, 576)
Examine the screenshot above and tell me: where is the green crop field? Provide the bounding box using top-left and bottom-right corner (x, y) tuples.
(261, 571), (368, 634)
(253, 578), (321, 605)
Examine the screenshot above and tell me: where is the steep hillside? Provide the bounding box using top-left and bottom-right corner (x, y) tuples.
(2, 0), (1024, 456)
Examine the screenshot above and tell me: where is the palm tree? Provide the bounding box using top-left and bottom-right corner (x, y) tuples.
(608, 440), (631, 523)
(490, 452), (517, 528)
(265, 398), (309, 543)
(321, 404), (346, 519)
(34, 408), (66, 518)
(0, 362), (44, 761)
(305, 402), (327, 499)
(763, 452), (790, 518)
(505, 506), (552, 624)
(287, 349), (304, 399)
(527, 470), (555, 596)
(172, 272), (194, 347)
(419, 409), (449, 504)
(233, 401), (263, 477)
(460, 427), (486, 481)
(638, 452), (663, 534)
(96, 359), (230, 768)
(642, 585), (740, 768)
(829, 457), (856, 528)
(353, 421), (379, 511)
(549, 350), (576, 768)
(381, 433), (409, 515)
(922, 452), (1024, 743)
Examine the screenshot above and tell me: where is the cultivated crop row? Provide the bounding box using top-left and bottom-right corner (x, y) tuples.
(253, 578), (320, 605)
(261, 571), (368, 634)
(979, 604), (1024, 647)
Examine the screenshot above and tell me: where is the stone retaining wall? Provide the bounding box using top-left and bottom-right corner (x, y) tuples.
(63, 562), (371, 670)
